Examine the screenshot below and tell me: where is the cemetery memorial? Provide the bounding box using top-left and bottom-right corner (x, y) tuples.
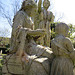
(2, 0), (75, 75)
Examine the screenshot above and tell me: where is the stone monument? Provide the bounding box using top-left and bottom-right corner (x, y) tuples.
(50, 23), (75, 75)
(2, 0), (75, 75)
(2, 0), (54, 75)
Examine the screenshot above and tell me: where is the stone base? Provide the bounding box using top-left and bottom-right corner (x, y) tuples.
(2, 54), (24, 75)
(2, 54), (51, 75)
(28, 57), (50, 75)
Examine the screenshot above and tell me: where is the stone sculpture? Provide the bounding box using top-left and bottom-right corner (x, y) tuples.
(34, 0), (54, 47)
(50, 23), (75, 75)
(2, 0), (54, 75)
(2, 0), (75, 75)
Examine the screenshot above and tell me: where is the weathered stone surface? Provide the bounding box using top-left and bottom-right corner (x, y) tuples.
(50, 23), (74, 75)
(34, 0), (54, 47)
(29, 58), (50, 75)
(2, 64), (8, 73)
(2, 0), (54, 75)
(2, 51), (53, 75)
(2, 54), (24, 74)
(2, 44), (53, 75)
(2, 0), (75, 74)
(7, 60), (24, 74)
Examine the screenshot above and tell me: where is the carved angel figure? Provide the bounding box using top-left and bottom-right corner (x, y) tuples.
(34, 0), (54, 47)
(10, 0), (37, 57)
(50, 23), (75, 75)
(2, 1), (54, 75)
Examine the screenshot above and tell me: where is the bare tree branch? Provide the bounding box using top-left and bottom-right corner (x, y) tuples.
(57, 13), (64, 21)
(54, 12), (64, 22)
(0, 27), (10, 37)
(0, 0), (21, 27)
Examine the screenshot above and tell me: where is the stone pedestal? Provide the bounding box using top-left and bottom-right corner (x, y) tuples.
(2, 54), (52, 75)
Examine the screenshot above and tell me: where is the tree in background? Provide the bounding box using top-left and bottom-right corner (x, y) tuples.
(0, 0), (22, 27)
(68, 24), (75, 36)
(0, 27), (10, 37)
(0, 0), (22, 37)
(68, 24), (75, 48)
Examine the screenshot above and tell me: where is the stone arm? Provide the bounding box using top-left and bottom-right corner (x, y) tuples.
(65, 38), (75, 65)
(51, 39), (72, 56)
(65, 38), (74, 52)
(51, 40), (59, 56)
(27, 29), (46, 37)
(41, 48), (54, 60)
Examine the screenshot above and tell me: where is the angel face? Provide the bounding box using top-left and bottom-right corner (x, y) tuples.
(43, 0), (50, 10)
(22, 0), (37, 10)
(55, 23), (69, 36)
(21, 0), (37, 16)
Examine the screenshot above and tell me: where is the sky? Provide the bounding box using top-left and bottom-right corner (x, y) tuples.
(0, 0), (75, 37)
(50, 0), (75, 25)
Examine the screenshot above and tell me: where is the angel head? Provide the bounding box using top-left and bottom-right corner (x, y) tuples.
(43, 0), (50, 10)
(55, 22), (69, 36)
(21, 0), (37, 17)
(21, 0), (37, 10)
